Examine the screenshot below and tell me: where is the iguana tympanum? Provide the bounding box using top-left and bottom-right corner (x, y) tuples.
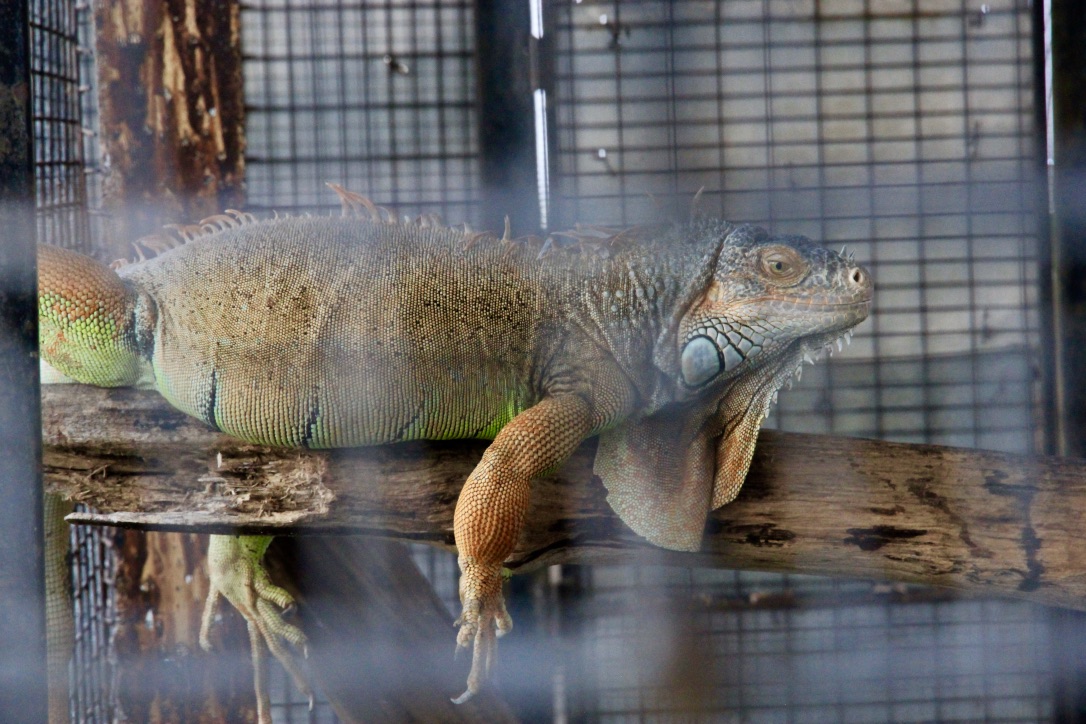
(38, 184), (871, 714)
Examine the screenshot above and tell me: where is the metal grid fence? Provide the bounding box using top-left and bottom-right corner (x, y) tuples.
(30, 0), (90, 250)
(66, 516), (116, 723)
(551, 0), (1041, 454)
(548, 1), (1051, 720)
(239, 0), (1055, 719)
(40, 0), (1059, 720)
(242, 0), (481, 223)
(568, 568), (1053, 722)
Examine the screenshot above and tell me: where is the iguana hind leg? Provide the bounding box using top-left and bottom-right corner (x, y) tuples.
(200, 534), (311, 724)
(452, 394), (594, 703)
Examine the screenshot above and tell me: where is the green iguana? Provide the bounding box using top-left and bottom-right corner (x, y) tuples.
(38, 184), (871, 716)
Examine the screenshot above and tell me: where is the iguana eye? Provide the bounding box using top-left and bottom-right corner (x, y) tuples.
(759, 247), (808, 286)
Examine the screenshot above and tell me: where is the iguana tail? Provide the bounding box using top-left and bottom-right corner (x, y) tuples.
(37, 244), (146, 387)
(44, 492), (73, 723)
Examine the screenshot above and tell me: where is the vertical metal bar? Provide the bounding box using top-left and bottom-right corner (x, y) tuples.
(286, 0), (301, 209)
(358, 0), (375, 199)
(0, 0), (47, 720)
(475, 0), (539, 234)
(1042, 0), (1077, 458)
(1041, 0), (1086, 720)
(384, 0), (400, 210)
(612, 1), (627, 225)
(409, 0), (421, 214)
(551, 4), (578, 229)
(813, 0), (834, 436)
(959, 0), (981, 451)
(860, 0), (886, 442)
(528, 0), (554, 229)
(460, 0), (475, 223)
(474, 2), (547, 717)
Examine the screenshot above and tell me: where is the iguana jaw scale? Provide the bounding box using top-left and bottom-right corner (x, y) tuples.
(678, 294), (869, 391)
(767, 324), (865, 406)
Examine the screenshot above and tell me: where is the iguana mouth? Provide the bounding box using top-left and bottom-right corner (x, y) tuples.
(756, 295), (873, 315)
(679, 296), (869, 390)
(730, 329), (859, 413)
(783, 328), (859, 387)
(702, 281), (872, 308)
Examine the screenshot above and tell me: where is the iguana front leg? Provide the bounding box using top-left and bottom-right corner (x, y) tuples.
(452, 394), (598, 703)
(200, 534), (311, 724)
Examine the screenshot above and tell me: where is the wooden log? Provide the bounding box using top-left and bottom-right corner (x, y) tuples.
(43, 385), (1086, 613)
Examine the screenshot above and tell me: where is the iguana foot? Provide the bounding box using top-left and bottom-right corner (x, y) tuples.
(200, 535), (312, 723)
(452, 558), (512, 704)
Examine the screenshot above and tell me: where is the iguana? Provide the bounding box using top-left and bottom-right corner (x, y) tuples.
(38, 184), (871, 717)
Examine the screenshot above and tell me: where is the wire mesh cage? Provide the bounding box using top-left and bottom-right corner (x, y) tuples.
(545, 2), (1050, 720)
(550, 0), (1041, 453)
(239, 1), (1054, 721)
(242, 0), (482, 222)
(25, 0), (1070, 721)
(30, 0), (90, 249)
(30, 0), (116, 721)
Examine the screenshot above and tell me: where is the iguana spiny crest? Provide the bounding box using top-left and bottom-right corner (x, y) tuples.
(37, 184), (873, 709)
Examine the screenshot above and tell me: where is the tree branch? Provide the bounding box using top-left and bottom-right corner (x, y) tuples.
(43, 385), (1086, 611)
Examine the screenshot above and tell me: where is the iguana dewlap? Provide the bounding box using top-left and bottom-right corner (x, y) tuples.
(38, 187), (872, 710)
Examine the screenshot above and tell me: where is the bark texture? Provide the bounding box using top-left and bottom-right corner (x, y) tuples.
(44, 385), (1086, 612)
(94, 0), (245, 259)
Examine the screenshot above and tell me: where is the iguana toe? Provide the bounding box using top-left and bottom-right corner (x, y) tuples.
(453, 561), (512, 703)
(201, 534), (311, 723)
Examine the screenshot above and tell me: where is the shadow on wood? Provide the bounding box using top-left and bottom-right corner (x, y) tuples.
(44, 385), (1086, 612)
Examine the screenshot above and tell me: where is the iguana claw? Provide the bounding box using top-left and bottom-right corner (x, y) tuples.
(452, 558), (512, 703)
(200, 534), (312, 724)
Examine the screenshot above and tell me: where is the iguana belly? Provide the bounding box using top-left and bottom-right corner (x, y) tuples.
(153, 345), (533, 447)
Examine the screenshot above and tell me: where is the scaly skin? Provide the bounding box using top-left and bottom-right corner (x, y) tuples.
(201, 535), (310, 722)
(38, 188), (872, 712)
(44, 493), (73, 724)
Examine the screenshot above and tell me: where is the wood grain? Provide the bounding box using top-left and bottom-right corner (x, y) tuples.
(43, 385), (1086, 612)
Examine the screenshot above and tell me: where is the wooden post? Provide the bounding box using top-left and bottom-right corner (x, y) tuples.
(264, 537), (518, 723)
(93, 0), (245, 259)
(91, 2), (250, 719)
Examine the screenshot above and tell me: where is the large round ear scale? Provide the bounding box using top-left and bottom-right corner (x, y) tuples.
(680, 335), (722, 387)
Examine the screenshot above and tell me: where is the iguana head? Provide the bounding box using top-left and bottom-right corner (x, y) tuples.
(38, 244), (149, 387)
(595, 222), (872, 552)
(677, 224), (872, 393)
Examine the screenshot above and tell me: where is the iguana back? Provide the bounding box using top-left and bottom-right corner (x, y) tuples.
(124, 216), (552, 448)
(47, 209), (727, 452)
